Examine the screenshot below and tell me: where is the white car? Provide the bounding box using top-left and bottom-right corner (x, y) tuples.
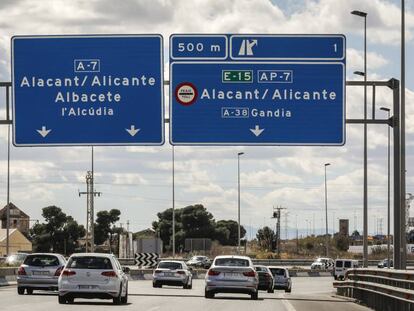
(334, 259), (359, 280)
(205, 255), (259, 300)
(153, 260), (193, 289)
(310, 257), (334, 270)
(58, 253), (129, 304)
(268, 266), (292, 292)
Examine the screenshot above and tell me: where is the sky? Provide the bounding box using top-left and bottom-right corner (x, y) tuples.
(0, 0), (413, 239)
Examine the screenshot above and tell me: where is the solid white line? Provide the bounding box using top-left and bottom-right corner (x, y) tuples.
(281, 298), (297, 311)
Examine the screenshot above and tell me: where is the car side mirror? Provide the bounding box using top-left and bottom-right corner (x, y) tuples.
(122, 267), (130, 274)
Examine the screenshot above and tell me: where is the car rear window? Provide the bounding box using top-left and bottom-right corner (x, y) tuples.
(344, 261), (352, 268)
(255, 266), (267, 272)
(24, 255), (60, 267)
(336, 261), (343, 268)
(214, 258), (249, 267)
(67, 257), (113, 269)
(158, 262), (183, 270)
(270, 268), (285, 276)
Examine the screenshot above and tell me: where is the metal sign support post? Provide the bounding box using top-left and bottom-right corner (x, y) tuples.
(346, 78), (404, 269)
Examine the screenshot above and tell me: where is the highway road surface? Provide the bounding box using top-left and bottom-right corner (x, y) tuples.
(0, 278), (372, 311)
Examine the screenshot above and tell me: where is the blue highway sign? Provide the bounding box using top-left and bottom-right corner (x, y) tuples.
(12, 35), (164, 146)
(170, 34), (346, 145)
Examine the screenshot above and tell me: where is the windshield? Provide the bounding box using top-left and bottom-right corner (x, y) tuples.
(192, 256), (205, 261)
(158, 262), (183, 270)
(24, 255), (60, 267)
(67, 256), (113, 269)
(215, 258), (249, 267)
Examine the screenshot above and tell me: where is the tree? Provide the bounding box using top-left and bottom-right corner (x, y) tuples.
(256, 226), (276, 251)
(215, 220), (246, 246)
(30, 206), (85, 255)
(94, 209), (121, 250)
(335, 235), (350, 252)
(152, 204), (246, 251)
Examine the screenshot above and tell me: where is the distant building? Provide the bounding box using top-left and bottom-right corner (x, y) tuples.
(0, 203), (30, 235)
(0, 228), (32, 256)
(339, 219), (349, 236)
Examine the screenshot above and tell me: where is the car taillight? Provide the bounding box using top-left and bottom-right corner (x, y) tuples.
(18, 266), (26, 276)
(154, 270), (162, 274)
(176, 271), (185, 275)
(243, 270), (256, 277)
(101, 271), (117, 277)
(54, 266), (64, 276)
(62, 270), (76, 277)
(208, 269), (220, 276)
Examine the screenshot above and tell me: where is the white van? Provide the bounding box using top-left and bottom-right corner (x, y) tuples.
(334, 259), (359, 280)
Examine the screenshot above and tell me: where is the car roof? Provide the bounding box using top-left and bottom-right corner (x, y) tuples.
(214, 255), (251, 260)
(26, 253), (63, 256)
(68, 253), (115, 258)
(159, 260), (185, 264)
(267, 266), (288, 270)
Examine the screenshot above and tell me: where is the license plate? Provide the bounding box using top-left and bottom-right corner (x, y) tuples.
(224, 273), (242, 279)
(33, 271), (49, 275)
(79, 285), (98, 289)
(165, 272), (174, 277)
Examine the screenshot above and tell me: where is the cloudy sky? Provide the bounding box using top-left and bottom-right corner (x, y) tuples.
(0, 0), (413, 239)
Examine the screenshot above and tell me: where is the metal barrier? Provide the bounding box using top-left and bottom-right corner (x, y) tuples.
(334, 268), (414, 311)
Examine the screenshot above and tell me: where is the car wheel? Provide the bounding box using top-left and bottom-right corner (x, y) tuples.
(113, 285), (123, 305)
(285, 287), (292, 293)
(251, 292), (258, 300)
(67, 298), (74, 304)
(17, 287), (25, 295)
(58, 296), (66, 304)
(267, 287), (274, 293)
(205, 290), (214, 299)
(121, 285), (128, 304)
(26, 288), (33, 295)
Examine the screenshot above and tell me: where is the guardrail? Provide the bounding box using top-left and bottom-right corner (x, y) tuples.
(333, 268), (414, 311)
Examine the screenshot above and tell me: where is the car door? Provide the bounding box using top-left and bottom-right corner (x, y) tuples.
(113, 257), (127, 295)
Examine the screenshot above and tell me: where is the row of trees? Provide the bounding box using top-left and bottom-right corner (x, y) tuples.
(152, 204), (246, 251)
(30, 206), (122, 254)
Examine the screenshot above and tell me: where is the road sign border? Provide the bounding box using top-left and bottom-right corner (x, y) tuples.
(170, 34), (228, 60)
(230, 34), (346, 61)
(169, 61), (346, 146)
(11, 34), (165, 147)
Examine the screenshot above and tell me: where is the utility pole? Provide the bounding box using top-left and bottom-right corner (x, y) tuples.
(79, 167), (101, 252)
(272, 206), (286, 255)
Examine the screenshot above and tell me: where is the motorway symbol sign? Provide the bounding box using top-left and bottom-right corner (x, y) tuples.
(169, 34), (346, 145)
(12, 35), (164, 146)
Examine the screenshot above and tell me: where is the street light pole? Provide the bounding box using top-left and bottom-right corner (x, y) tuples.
(351, 9), (368, 267)
(380, 107), (391, 267)
(324, 163), (331, 257)
(237, 152), (244, 254)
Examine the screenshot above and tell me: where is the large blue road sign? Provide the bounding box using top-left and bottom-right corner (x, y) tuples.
(12, 35), (164, 146)
(170, 34), (346, 145)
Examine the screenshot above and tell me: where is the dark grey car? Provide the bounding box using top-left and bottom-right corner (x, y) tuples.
(17, 253), (66, 295)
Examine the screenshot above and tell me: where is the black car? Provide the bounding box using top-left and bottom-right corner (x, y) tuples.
(254, 265), (274, 293)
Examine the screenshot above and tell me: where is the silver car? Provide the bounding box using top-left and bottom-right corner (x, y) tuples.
(17, 253), (66, 295)
(152, 260), (193, 289)
(268, 266), (292, 292)
(205, 255), (259, 299)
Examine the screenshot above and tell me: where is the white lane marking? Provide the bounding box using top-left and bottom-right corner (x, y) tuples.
(146, 307), (161, 311)
(282, 299), (297, 311)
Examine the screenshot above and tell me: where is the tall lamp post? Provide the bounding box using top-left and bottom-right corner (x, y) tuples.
(351, 9), (368, 267)
(324, 163), (331, 257)
(380, 107), (391, 267)
(237, 152), (244, 254)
